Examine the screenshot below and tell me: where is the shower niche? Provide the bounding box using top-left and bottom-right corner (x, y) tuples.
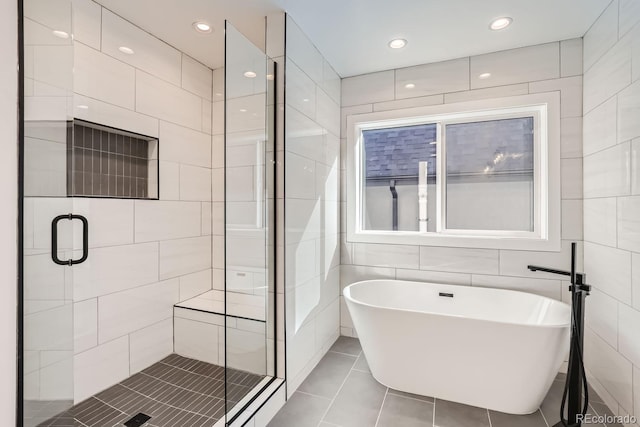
(68, 120), (159, 199)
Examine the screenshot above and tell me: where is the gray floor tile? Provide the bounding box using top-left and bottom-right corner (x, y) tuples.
(353, 354), (370, 373)
(488, 409), (547, 427)
(540, 379), (565, 425)
(388, 388), (434, 403)
(329, 336), (362, 356)
(434, 399), (490, 427)
(267, 392), (331, 427)
(298, 351), (357, 398)
(323, 370), (387, 427)
(377, 393), (434, 427)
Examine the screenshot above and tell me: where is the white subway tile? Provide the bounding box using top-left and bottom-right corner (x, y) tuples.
(561, 117), (582, 159)
(583, 0), (619, 71)
(634, 253), (640, 310)
(584, 242), (632, 304)
(101, 9), (181, 86)
(322, 60), (341, 104)
(339, 265), (395, 291)
(395, 269), (471, 286)
(561, 199), (583, 240)
(74, 336), (129, 403)
(583, 35), (632, 113)
(618, 303), (640, 366)
(353, 243), (419, 270)
(584, 142), (631, 198)
(158, 121), (212, 168)
(471, 275), (562, 300)
(136, 70), (202, 130)
(584, 198), (617, 247)
(98, 279), (178, 344)
(560, 38), (583, 77)
(129, 318), (173, 374)
(471, 43), (559, 89)
(586, 289), (619, 349)
(618, 80), (640, 143)
(179, 165), (211, 202)
(529, 76), (582, 118)
(73, 199), (134, 248)
(316, 88), (340, 137)
(73, 94), (159, 138)
(159, 161), (179, 201)
(74, 43), (135, 109)
(73, 242), (159, 300)
(285, 16), (323, 84)
(617, 196), (640, 252)
(396, 58), (469, 98)
(179, 269), (212, 301)
(585, 328), (633, 412)
(583, 96), (617, 156)
(560, 158), (583, 199)
(160, 235), (211, 280)
(174, 317), (219, 365)
(420, 246), (498, 274)
(72, 0), (101, 50)
(73, 299), (97, 354)
(500, 240), (581, 280)
(287, 61), (316, 120)
(444, 83), (528, 104)
(342, 71), (395, 107)
(135, 201), (201, 242)
(181, 55), (212, 101)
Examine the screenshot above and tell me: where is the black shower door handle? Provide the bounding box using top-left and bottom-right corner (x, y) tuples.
(51, 214), (89, 266)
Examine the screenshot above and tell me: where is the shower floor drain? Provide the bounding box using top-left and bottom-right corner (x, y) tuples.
(124, 413), (151, 427)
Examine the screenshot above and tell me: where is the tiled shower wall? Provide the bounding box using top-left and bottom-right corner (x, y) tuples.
(24, 0), (217, 404)
(582, 1), (640, 424)
(284, 16), (342, 396)
(340, 39), (585, 337)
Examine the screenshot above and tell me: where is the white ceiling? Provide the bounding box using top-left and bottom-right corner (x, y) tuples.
(95, 0), (610, 77)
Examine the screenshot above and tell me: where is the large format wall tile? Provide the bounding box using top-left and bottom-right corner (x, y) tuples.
(342, 71), (395, 106)
(159, 235), (211, 280)
(395, 58), (469, 99)
(584, 242), (632, 305)
(74, 336), (129, 403)
(71, 0), (101, 50)
(134, 201), (201, 242)
(470, 43), (559, 89)
(420, 247), (499, 275)
(584, 142), (631, 198)
(583, 0), (619, 71)
(159, 121), (212, 168)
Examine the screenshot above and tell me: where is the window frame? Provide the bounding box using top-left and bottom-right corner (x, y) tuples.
(346, 93), (561, 251)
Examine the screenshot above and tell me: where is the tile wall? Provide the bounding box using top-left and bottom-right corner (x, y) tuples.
(283, 15), (342, 396)
(23, 0), (217, 404)
(582, 1), (640, 425)
(340, 39), (585, 337)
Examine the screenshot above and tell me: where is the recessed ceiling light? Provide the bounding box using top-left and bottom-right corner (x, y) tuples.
(76, 105), (89, 110)
(490, 17), (513, 31)
(404, 83), (416, 89)
(478, 72), (492, 79)
(388, 38), (407, 49)
(303, 98), (310, 102)
(193, 21), (213, 33)
(239, 109), (247, 113)
(118, 46), (134, 55)
(243, 71), (257, 78)
(52, 30), (69, 39)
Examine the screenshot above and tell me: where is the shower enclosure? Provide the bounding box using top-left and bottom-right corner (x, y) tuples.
(20, 0), (277, 425)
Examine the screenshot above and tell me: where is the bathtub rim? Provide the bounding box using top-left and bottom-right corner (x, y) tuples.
(344, 279), (570, 329)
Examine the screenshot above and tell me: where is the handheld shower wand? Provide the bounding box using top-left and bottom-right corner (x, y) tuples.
(528, 242), (591, 427)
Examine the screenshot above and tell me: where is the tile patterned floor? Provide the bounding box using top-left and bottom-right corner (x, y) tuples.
(34, 354), (264, 427)
(269, 337), (622, 427)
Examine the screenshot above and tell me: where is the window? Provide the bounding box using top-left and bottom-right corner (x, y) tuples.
(346, 94), (561, 251)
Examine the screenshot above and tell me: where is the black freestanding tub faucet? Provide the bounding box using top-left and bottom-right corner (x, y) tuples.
(527, 242), (591, 427)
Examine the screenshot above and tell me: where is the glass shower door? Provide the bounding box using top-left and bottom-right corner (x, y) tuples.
(22, 0), (76, 425)
(224, 22), (277, 421)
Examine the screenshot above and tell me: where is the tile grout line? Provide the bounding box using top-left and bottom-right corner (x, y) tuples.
(315, 347), (361, 426)
(373, 388), (389, 427)
(539, 408), (551, 427)
(487, 408), (493, 427)
(433, 397), (437, 426)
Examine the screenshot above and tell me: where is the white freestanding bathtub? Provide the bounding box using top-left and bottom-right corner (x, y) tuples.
(344, 280), (570, 414)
